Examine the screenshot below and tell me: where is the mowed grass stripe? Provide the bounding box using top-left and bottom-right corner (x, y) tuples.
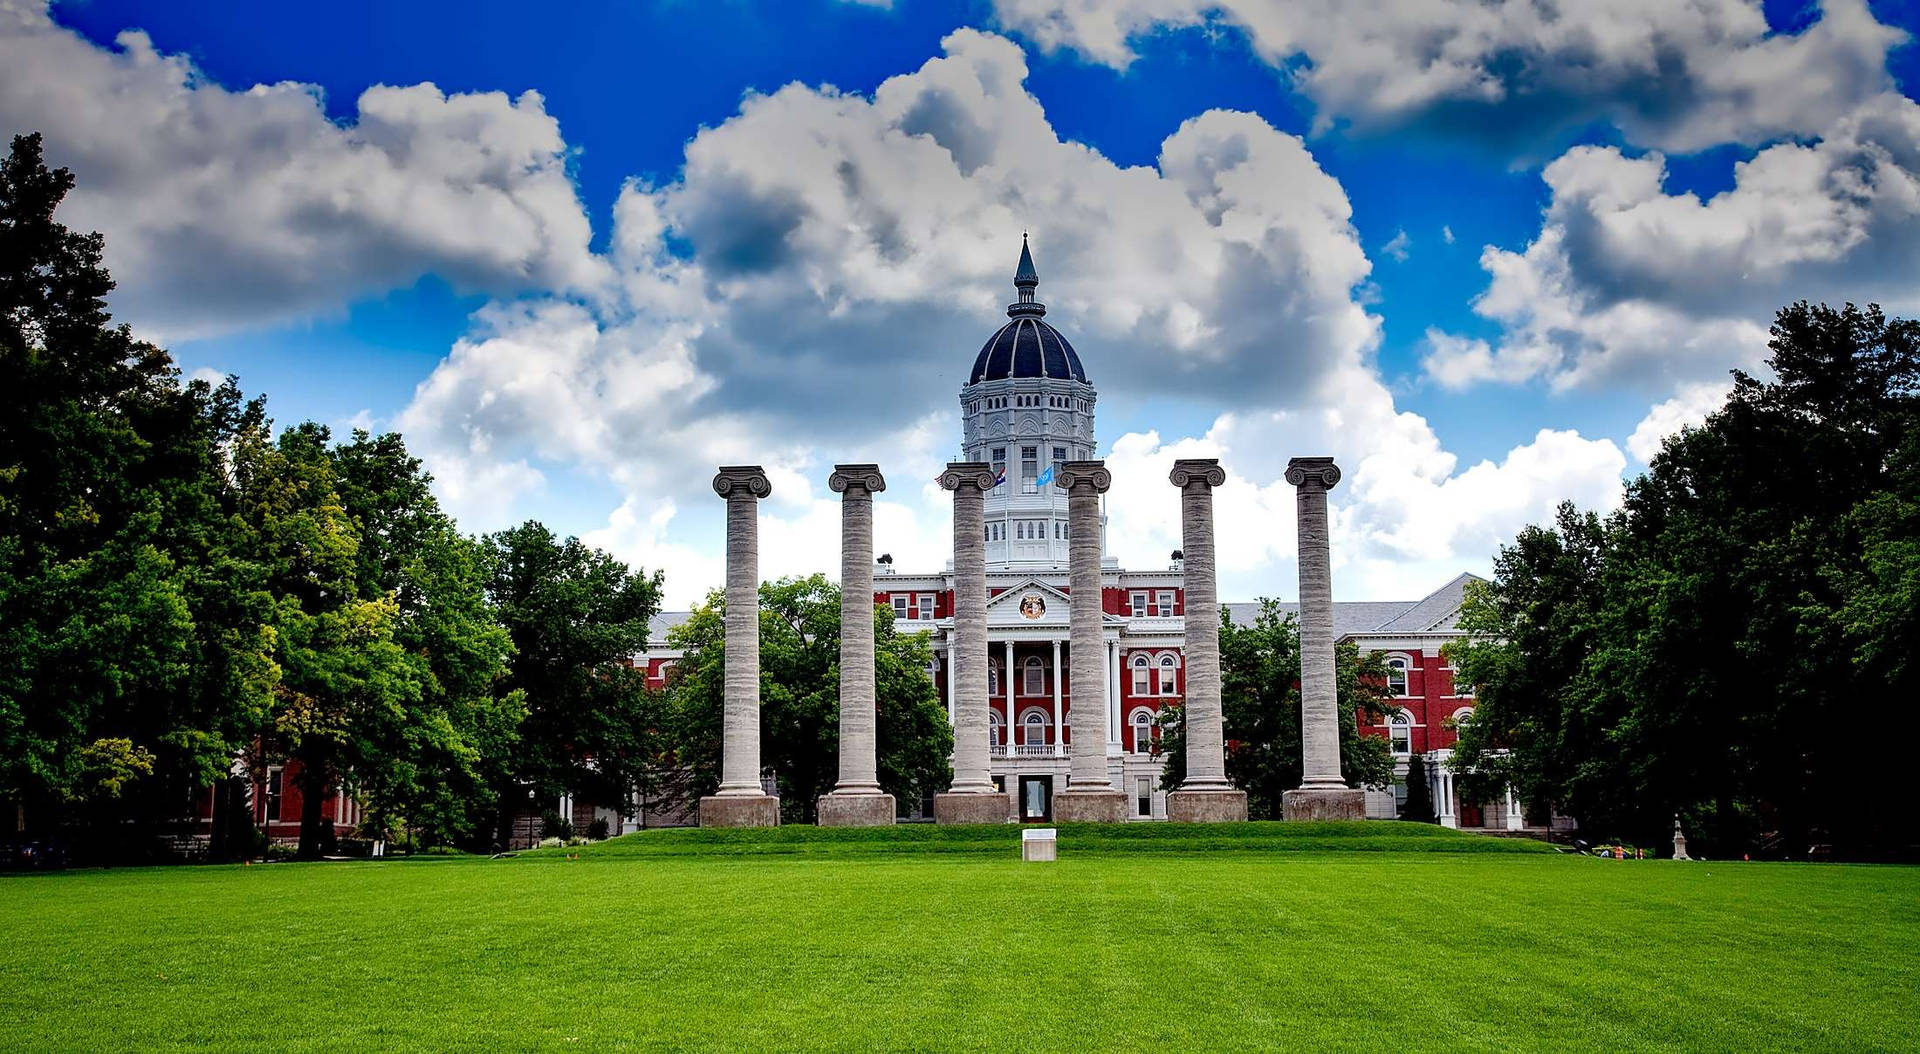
(0, 832), (1913, 1052)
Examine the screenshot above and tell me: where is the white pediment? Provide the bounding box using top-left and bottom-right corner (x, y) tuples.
(985, 580), (1072, 628)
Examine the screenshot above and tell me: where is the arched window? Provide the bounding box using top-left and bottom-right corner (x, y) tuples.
(1023, 656), (1045, 696)
(1451, 706), (1475, 729)
(1131, 709), (1155, 755)
(1385, 655), (1411, 697)
(1130, 654), (1152, 696)
(1158, 654), (1179, 695)
(1389, 712), (1412, 756)
(987, 660), (1000, 697)
(988, 710), (1004, 747)
(1024, 711), (1047, 746)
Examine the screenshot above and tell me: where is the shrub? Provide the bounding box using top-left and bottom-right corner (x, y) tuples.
(586, 818), (610, 841)
(540, 811), (573, 840)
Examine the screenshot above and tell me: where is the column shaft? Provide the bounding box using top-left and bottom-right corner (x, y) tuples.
(1171, 460), (1231, 791)
(719, 486), (763, 794)
(830, 465), (885, 795)
(1005, 639), (1016, 747)
(1290, 458), (1345, 789)
(1061, 463), (1113, 790)
(943, 463), (995, 794)
(1051, 638), (1063, 757)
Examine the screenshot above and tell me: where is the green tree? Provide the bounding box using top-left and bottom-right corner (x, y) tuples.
(666, 574), (952, 823)
(483, 522), (662, 846)
(329, 431), (523, 847)
(0, 132), (276, 854)
(1156, 601), (1395, 819)
(1452, 302), (1920, 858)
(231, 423), (425, 860)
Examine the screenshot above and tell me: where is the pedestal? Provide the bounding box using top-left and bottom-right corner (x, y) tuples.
(1053, 789), (1129, 824)
(1166, 788), (1249, 823)
(1281, 787), (1366, 821)
(934, 792), (1010, 825)
(699, 794), (780, 828)
(816, 793), (896, 827)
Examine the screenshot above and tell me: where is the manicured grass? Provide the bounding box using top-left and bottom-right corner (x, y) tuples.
(538, 819), (1561, 858)
(2, 825), (1914, 1052)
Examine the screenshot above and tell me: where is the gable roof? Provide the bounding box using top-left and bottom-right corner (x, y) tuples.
(1222, 573), (1487, 639)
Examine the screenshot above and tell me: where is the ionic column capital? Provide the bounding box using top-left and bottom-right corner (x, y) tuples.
(939, 461), (997, 492)
(713, 465), (773, 500)
(1169, 458), (1226, 489)
(829, 463), (886, 496)
(1284, 456), (1341, 490)
(1052, 459), (1111, 494)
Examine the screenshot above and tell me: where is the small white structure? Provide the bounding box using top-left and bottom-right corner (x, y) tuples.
(1021, 827), (1057, 862)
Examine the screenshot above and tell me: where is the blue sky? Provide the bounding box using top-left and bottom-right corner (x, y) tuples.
(11, 0), (1920, 605)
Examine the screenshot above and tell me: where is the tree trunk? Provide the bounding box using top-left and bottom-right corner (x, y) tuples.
(295, 745), (333, 861)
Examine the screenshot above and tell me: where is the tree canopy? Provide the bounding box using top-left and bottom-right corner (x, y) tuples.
(1156, 601), (1396, 819)
(664, 574), (952, 823)
(1449, 302), (1920, 859)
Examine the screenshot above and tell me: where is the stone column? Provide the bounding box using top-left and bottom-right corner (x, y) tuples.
(934, 462), (1007, 824)
(1165, 459), (1248, 823)
(1052, 461), (1128, 822)
(1281, 456), (1366, 821)
(700, 466), (781, 827)
(819, 464), (895, 827)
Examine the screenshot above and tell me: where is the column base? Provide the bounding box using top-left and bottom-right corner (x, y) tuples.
(1167, 788), (1249, 823)
(1281, 787), (1366, 821)
(699, 794), (781, 828)
(816, 792), (896, 827)
(934, 792), (1010, 825)
(1054, 789), (1129, 824)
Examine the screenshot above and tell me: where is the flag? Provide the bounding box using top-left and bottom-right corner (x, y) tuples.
(1035, 465), (1054, 488)
(990, 466), (1007, 488)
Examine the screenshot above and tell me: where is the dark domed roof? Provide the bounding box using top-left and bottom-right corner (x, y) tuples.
(971, 316), (1086, 384)
(967, 236), (1087, 384)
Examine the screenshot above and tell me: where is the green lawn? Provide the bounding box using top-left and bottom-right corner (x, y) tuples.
(1, 823), (1914, 1052)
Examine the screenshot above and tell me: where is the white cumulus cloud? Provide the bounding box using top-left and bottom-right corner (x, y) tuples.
(992, 0), (1907, 153)
(0, 3), (605, 341)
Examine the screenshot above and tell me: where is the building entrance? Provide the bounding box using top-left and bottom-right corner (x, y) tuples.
(1019, 775), (1053, 822)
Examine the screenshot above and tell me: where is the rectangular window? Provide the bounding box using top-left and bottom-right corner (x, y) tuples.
(1156, 590), (1175, 616)
(1024, 662), (1044, 696)
(1132, 664), (1151, 696)
(991, 447), (1006, 476)
(1136, 777), (1152, 817)
(892, 595), (910, 618)
(1021, 447), (1038, 493)
(1390, 723), (1411, 755)
(1130, 590), (1148, 615)
(918, 595), (934, 621)
(1053, 446), (1067, 463)
(265, 767), (284, 823)
(1158, 662), (1177, 695)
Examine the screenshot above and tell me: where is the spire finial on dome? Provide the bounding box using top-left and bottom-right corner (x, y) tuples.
(1009, 234), (1044, 317)
(1014, 233), (1039, 291)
